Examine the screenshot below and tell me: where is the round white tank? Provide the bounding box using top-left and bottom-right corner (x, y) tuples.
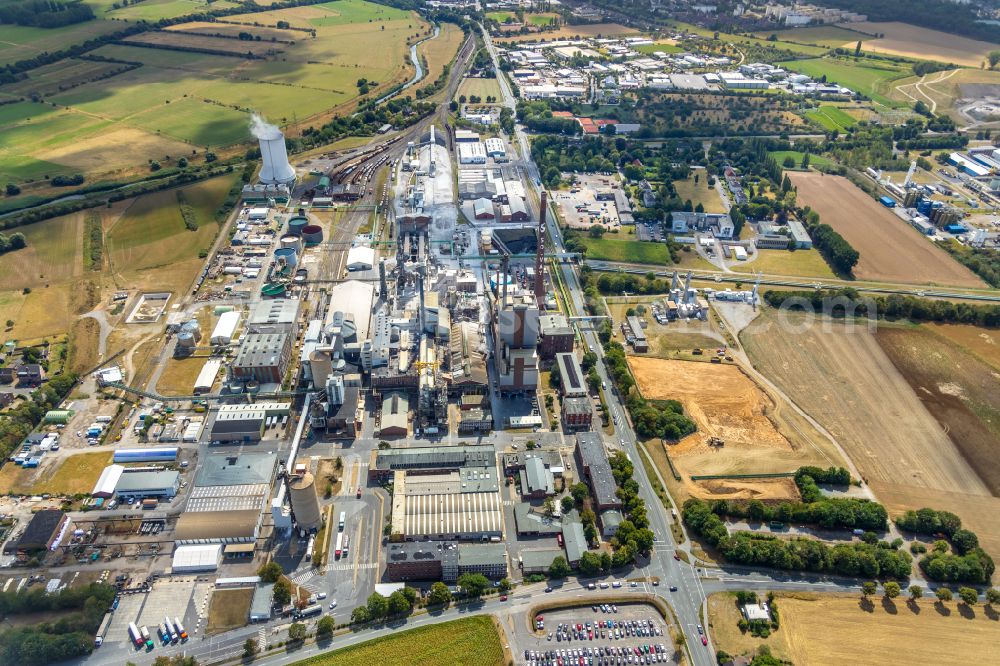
(176, 332), (196, 348)
(289, 472), (322, 531)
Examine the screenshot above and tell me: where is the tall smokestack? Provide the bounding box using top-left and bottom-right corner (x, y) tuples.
(502, 254), (510, 305)
(379, 258), (388, 300)
(417, 268), (426, 335)
(534, 190), (547, 309)
(251, 114), (295, 185)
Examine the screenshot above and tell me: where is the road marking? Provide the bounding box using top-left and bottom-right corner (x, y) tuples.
(329, 562), (378, 571)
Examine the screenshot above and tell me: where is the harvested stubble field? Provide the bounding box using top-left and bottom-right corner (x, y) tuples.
(742, 311), (1000, 562)
(850, 21), (996, 68)
(710, 591), (1000, 666)
(495, 23), (639, 43)
(163, 21), (296, 41)
(122, 31), (284, 56)
(629, 357), (842, 501)
(788, 172), (984, 286)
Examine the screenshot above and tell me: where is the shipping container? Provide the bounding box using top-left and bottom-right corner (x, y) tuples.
(128, 622), (142, 647)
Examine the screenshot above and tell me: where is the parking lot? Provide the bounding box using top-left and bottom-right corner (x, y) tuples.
(521, 603), (676, 666)
(554, 174), (624, 230)
(106, 578), (199, 647)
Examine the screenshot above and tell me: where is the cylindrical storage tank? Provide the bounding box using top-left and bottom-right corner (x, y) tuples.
(176, 331), (196, 349)
(181, 320), (201, 341)
(280, 235), (301, 253)
(288, 472), (322, 531)
(228, 383), (244, 394)
(274, 247), (298, 269)
(301, 224), (323, 245)
(246, 380), (260, 393)
(262, 282), (287, 297)
(223, 266), (243, 275)
(214, 305), (234, 315)
(287, 216), (309, 236)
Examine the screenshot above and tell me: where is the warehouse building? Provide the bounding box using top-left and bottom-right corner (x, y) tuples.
(390, 466), (503, 541)
(194, 359), (222, 394)
(210, 406), (265, 443)
(484, 137), (506, 159)
(231, 331), (292, 384)
(379, 391), (409, 437)
(625, 315), (648, 353)
(115, 470), (180, 499)
(92, 464), (125, 499)
(575, 433), (621, 511)
(520, 456), (556, 498)
(562, 513), (588, 566)
(3, 509), (69, 559)
(369, 446), (494, 482)
(458, 142), (487, 165)
(513, 503), (563, 536)
(346, 246), (376, 272)
(247, 299), (300, 331)
(113, 447), (178, 464)
(249, 583), (274, 622)
(211, 310), (241, 346)
(171, 544), (223, 573)
(473, 197), (495, 219)
(556, 352), (586, 398)
(521, 547), (565, 574)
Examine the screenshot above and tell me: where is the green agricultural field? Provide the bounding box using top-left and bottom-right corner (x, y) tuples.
(307, 0), (411, 26)
(668, 21), (829, 57)
(290, 616), (505, 666)
(770, 150), (836, 170)
(0, 20), (121, 67)
(98, 0), (240, 21)
(635, 41), (684, 55)
(778, 57), (910, 107)
(805, 105), (858, 132)
(457, 77), (503, 101)
(753, 25), (865, 48)
(580, 237), (672, 265)
(732, 248), (836, 279)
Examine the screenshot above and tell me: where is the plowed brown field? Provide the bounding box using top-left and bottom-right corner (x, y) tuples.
(789, 172), (985, 286)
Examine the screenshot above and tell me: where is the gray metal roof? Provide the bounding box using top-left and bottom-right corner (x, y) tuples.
(233, 331), (289, 370)
(513, 503), (562, 534)
(195, 452), (277, 487)
(379, 391), (409, 432)
(576, 433), (619, 508)
(248, 299), (300, 327)
(458, 542), (506, 567)
(375, 446), (494, 470)
(387, 541), (458, 567)
(524, 457), (554, 494)
(250, 583), (274, 619)
(556, 353), (585, 394)
(562, 513), (588, 563)
(520, 547), (565, 570)
(115, 470), (179, 493)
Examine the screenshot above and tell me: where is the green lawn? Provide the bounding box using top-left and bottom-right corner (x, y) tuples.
(580, 237), (672, 265)
(673, 175), (726, 214)
(770, 150), (836, 170)
(308, 0), (411, 26)
(667, 21), (829, 57)
(635, 41), (684, 55)
(804, 105), (858, 132)
(731, 248), (836, 279)
(778, 57), (911, 107)
(290, 616), (505, 666)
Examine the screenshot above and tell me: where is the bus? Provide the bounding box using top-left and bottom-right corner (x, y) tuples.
(127, 622), (142, 647)
(338, 511), (346, 531)
(334, 532), (343, 559)
(341, 534), (349, 558)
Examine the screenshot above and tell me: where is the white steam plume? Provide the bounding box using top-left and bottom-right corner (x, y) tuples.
(250, 113), (281, 140)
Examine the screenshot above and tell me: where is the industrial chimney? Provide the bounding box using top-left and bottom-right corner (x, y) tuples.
(534, 190), (547, 309)
(251, 114), (295, 185)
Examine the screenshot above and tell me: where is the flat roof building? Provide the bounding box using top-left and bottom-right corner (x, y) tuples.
(171, 544), (223, 572)
(539, 314), (574, 360)
(210, 407), (265, 443)
(575, 433), (621, 511)
(556, 352), (586, 398)
(459, 142), (487, 165)
(115, 470), (180, 498)
(249, 583), (274, 622)
(390, 469), (503, 541)
(247, 299), (300, 330)
(458, 543), (508, 580)
(384, 541), (458, 582)
(231, 331), (292, 384)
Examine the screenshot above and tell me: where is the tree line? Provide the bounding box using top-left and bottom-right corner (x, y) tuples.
(0, 583), (114, 665)
(805, 221), (860, 276)
(683, 498), (912, 579)
(762, 288), (1000, 328)
(0, 0), (94, 29)
(896, 508), (994, 585)
(0, 232), (27, 256)
(939, 243), (1000, 288)
(0, 372), (76, 465)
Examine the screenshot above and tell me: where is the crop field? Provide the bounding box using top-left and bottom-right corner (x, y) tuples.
(0, 0), (426, 186)
(850, 22), (996, 68)
(92, 0), (239, 21)
(290, 616), (505, 666)
(457, 76), (503, 101)
(0, 20), (121, 67)
(712, 591), (1000, 666)
(731, 248), (836, 279)
(670, 21), (830, 57)
(741, 311), (998, 556)
(778, 57), (911, 108)
(630, 357), (843, 501)
(121, 31), (284, 56)
(163, 21), (293, 41)
(495, 23), (639, 43)
(788, 172), (984, 286)
(672, 175), (726, 214)
(804, 105), (857, 132)
(2, 58), (132, 98)
(875, 327), (1000, 495)
(421, 21), (466, 86)
(925, 323), (1000, 369)
(753, 25), (867, 47)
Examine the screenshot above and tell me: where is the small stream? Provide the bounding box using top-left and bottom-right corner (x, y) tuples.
(373, 25), (440, 105)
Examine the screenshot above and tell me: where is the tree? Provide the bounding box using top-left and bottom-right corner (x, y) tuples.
(367, 592), (389, 619)
(782, 156), (795, 168)
(588, 224), (605, 238)
(561, 496), (575, 514)
(428, 581), (452, 607)
(935, 587), (953, 603)
(571, 482), (590, 504)
(5, 183), (19, 196)
(549, 556), (571, 579)
(990, 50), (1000, 69)
(258, 562), (283, 583)
(854, 40), (862, 57)
(272, 580), (291, 605)
(351, 606), (371, 623)
(579, 550), (604, 576)
(909, 585), (923, 601)
(150, 161), (161, 172)
(205, 152), (217, 163)
(402, 586), (418, 605)
(985, 588), (1000, 606)
(498, 578), (511, 592)
(883, 581), (900, 599)
(543, 497), (556, 517)
(861, 581), (877, 598)
(177, 157), (188, 168)
(287, 622), (307, 642)
(958, 587), (978, 606)
(458, 573), (490, 598)
(243, 638), (259, 658)
(800, 153), (810, 169)
(316, 615), (335, 638)
(388, 590), (411, 615)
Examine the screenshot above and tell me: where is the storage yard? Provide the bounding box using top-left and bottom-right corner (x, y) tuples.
(788, 172), (985, 286)
(710, 591), (1000, 666)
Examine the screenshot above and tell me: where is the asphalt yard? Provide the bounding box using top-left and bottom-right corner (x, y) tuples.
(517, 603), (675, 666)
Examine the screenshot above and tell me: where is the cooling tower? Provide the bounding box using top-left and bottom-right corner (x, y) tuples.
(256, 125), (296, 185)
(289, 471), (322, 531)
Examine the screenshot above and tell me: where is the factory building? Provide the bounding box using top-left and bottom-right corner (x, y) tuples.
(447, 321), (489, 395)
(538, 314), (574, 360)
(562, 396), (593, 430)
(210, 407), (265, 443)
(385, 541), (457, 582)
(92, 465), (125, 499)
(174, 452), (276, 547)
(2, 510), (69, 559)
(484, 137), (506, 159)
(346, 246), (376, 272)
(514, 503), (563, 536)
(520, 456), (556, 498)
(671, 211), (734, 239)
(114, 470), (181, 499)
(379, 391), (410, 437)
(231, 331), (292, 384)
(194, 359), (222, 394)
(494, 294), (540, 393)
(458, 142), (487, 165)
(369, 446), (496, 482)
(457, 543), (508, 579)
(210, 311), (241, 346)
(575, 433), (621, 511)
(625, 315), (648, 353)
(247, 299), (300, 331)
(521, 547), (565, 574)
